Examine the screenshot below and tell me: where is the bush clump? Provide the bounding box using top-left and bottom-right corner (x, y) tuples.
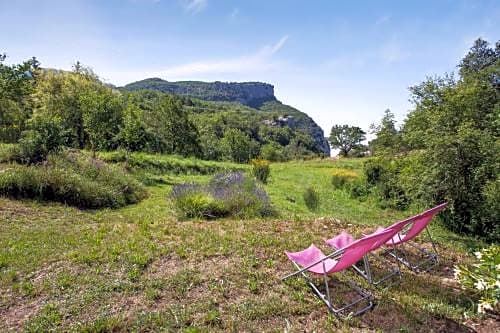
(251, 158), (270, 183)
(170, 184), (227, 219)
(454, 244), (499, 314)
(331, 169), (358, 188)
(0, 150), (146, 208)
(170, 171), (274, 219)
(357, 158), (410, 210)
(303, 187), (320, 211)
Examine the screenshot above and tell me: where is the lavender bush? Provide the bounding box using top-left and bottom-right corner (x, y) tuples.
(170, 171), (274, 219)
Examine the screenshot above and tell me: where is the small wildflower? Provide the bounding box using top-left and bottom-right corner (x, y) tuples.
(474, 251), (482, 259)
(474, 279), (487, 291)
(477, 301), (493, 313)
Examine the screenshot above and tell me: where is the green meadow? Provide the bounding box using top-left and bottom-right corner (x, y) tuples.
(0, 155), (486, 332)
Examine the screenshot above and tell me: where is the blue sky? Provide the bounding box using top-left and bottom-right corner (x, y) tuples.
(1, 0), (499, 135)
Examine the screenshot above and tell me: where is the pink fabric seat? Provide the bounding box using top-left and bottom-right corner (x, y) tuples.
(382, 203), (448, 246)
(325, 231), (355, 250)
(285, 228), (397, 276)
(285, 244), (338, 274)
(327, 203), (449, 249)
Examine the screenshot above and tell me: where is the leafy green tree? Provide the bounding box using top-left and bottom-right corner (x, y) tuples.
(459, 38), (499, 77)
(33, 69), (100, 148)
(328, 125), (366, 157)
(0, 54), (40, 142)
(117, 100), (149, 152)
(260, 142), (288, 161)
(146, 94), (200, 156)
(220, 128), (258, 163)
(258, 125), (292, 146)
(285, 131), (317, 159)
(369, 109), (401, 155)
(17, 114), (69, 163)
(79, 89), (123, 154)
(398, 38), (500, 239)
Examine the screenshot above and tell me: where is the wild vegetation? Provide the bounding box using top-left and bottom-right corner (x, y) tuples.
(0, 156), (494, 331)
(0, 38), (498, 331)
(0, 148), (146, 208)
(330, 38), (500, 241)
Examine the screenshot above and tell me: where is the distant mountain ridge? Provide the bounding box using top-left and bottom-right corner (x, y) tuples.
(122, 78), (277, 108)
(120, 78), (330, 156)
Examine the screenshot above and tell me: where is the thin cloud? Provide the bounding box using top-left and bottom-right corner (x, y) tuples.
(159, 35), (289, 78)
(182, 0), (207, 13)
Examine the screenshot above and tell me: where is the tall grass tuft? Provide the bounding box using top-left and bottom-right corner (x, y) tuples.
(0, 150), (146, 208)
(250, 159), (270, 183)
(331, 169), (358, 189)
(303, 187), (320, 211)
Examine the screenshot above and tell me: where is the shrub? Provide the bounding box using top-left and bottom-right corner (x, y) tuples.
(17, 115), (69, 164)
(454, 245), (499, 314)
(347, 180), (370, 199)
(0, 150), (146, 208)
(361, 158), (410, 210)
(251, 159), (270, 183)
(0, 143), (17, 163)
(331, 169), (358, 189)
(208, 171), (274, 217)
(170, 184), (227, 219)
(303, 187), (320, 211)
(260, 143), (288, 162)
(170, 171), (274, 219)
(364, 158), (387, 185)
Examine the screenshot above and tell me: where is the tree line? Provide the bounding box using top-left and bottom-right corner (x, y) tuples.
(328, 38), (499, 240)
(0, 57), (323, 163)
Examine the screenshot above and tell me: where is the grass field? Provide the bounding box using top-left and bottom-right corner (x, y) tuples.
(0, 155), (494, 332)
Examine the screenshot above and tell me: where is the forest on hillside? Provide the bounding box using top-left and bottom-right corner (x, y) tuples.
(0, 58), (328, 165)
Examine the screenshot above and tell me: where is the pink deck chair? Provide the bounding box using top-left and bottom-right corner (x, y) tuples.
(379, 202), (448, 272)
(325, 220), (409, 286)
(326, 203), (448, 284)
(282, 228), (398, 316)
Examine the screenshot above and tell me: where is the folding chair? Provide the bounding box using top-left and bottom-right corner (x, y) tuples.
(282, 229), (397, 317)
(325, 222), (408, 287)
(378, 202), (448, 273)
(326, 203), (448, 287)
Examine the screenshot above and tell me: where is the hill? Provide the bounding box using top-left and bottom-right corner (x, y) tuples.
(122, 78), (277, 108)
(121, 78), (331, 156)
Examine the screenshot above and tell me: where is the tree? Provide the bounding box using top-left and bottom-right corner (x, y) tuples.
(33, 69), (100, 148)
(328, 125), (366, 157)
(220, 128), (258, 163)
(0, 54), (40, 142)
(117, 100), (149, 152)
(369, 109), (401, 155)
(459, 38), (499, 77)
(397, 38), (500, 239)
(79, 88), (123, 155)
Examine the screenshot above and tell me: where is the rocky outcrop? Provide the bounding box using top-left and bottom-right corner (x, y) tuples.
(122, 78), (276, 108)
(121, 78), (330, 156)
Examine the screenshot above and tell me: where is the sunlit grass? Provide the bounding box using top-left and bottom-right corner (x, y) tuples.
(0, 154), (486, 331)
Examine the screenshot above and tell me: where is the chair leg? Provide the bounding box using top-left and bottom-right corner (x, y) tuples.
(351, 253), (401, 287)
(291, 262), (374, 317)
(388, 228), (439, 273)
